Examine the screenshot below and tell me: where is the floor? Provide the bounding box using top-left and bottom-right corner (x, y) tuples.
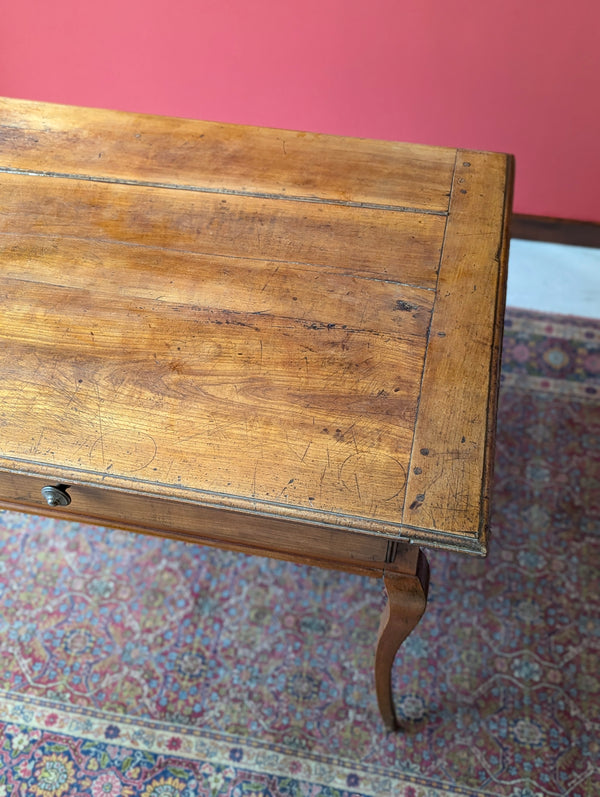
(507, 239), (600, 319)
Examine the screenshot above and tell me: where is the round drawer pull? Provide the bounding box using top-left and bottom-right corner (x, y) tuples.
(41, 485), (72, 507)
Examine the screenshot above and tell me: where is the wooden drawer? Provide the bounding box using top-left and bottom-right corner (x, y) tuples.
(0, 469), (390, 576)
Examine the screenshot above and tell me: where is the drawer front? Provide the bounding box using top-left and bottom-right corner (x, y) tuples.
(0, 470), (389, 575)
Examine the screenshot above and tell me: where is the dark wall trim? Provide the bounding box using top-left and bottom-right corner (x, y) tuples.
(511, 214), (600, 248)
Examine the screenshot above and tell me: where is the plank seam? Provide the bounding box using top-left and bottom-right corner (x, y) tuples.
(0, 166), (449, 215)
(398, 150), (459, 529)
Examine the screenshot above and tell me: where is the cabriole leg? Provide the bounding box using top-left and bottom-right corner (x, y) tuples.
(375, 548), (430, 731)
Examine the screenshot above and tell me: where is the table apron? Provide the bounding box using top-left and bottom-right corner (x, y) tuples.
(0, 470), (400, 577)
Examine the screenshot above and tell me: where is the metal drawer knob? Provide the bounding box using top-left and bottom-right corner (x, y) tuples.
(41, 485), (71, 507)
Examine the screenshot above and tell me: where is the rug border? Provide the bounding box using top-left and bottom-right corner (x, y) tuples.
(0, 688), (510, 797)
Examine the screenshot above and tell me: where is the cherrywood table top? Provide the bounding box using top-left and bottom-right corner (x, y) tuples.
(0, 98), (513, 555)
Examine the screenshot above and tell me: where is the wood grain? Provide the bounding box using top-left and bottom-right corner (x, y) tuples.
(0, 98), (513, 552)
(401, 150), (514, 551)
(0, 271), (429, 532)
(0, 97), (455, 212)
(0, 172), (445, 287)
(0, 471), (389, 576)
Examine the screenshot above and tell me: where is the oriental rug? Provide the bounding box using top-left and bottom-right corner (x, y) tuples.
(0, 307), (598, 797)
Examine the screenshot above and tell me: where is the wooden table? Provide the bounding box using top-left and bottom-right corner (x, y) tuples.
(0, 98), (514, 730)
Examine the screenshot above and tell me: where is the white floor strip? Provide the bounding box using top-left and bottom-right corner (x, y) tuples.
(507, 239), (600, 318)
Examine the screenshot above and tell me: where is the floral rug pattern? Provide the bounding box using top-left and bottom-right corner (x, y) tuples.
(0, 307), (598, 797)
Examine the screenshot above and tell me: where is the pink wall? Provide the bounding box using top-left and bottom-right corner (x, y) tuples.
(1, 0), (598, 221)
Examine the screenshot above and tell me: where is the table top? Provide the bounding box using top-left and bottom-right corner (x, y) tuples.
(0, 98), (513, 555)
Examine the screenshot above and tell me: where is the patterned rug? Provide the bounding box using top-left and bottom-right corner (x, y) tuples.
(0, 307), (598, 797)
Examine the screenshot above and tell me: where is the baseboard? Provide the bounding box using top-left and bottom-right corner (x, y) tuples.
(511, 214), (600, 248)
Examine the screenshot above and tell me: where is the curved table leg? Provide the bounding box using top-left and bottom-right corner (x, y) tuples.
(375, 548), (430, 731)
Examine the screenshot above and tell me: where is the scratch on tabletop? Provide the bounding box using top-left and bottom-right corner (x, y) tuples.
(95, 384), (105, 465)
(301, 441), (311, 462)
(284, 433), (310, 463)
(63, 381), (81, 411)
(31, 429), (44, 455)
(261, 265), (280, 292)
(320, 465), (327, 488)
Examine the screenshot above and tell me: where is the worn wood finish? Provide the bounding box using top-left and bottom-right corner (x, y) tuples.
(401, 153), (513, 552)
(0, 471), (389, 576)
(0, 142), (511, 549)
(0, 97), (456, 212)
(0, 98), (514, 727)
(0, 173), (445, 286)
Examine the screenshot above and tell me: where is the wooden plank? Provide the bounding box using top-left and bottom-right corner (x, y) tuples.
(0, 267), (430, 533)
(0, 241), (434, 340)
(0, 97), (455, 212)
(0, 471), (389, 576)
(401, 150), (514, 552)
(0, 173), (445, 287)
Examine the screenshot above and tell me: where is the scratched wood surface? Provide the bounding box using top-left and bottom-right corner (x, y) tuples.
(0, 98), (455, 211)
(0, 98), (513, 553)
